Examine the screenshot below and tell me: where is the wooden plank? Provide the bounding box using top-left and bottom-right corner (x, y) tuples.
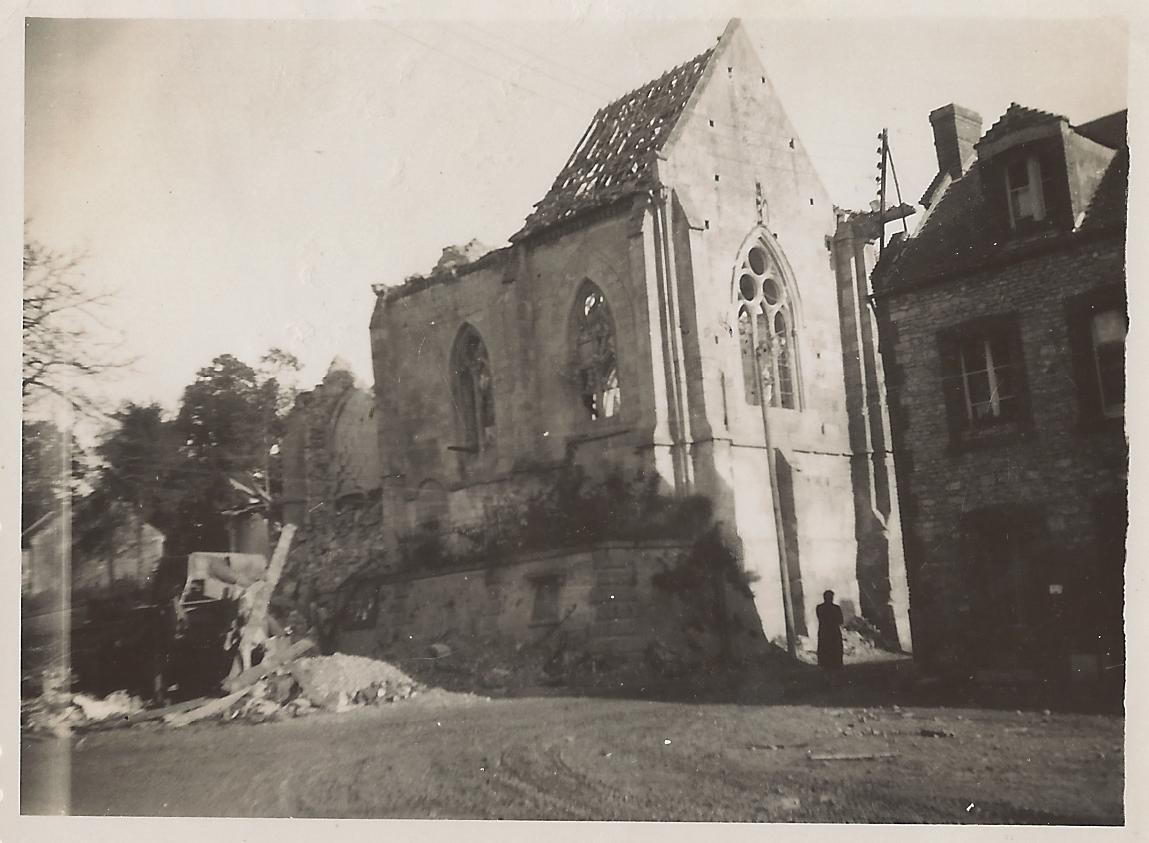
(164, 687), (253, 727)
(234, 524), (297, 669)
(221, 637), (315, 694)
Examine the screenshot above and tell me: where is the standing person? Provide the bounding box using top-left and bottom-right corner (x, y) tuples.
(816, 590), (844, 675)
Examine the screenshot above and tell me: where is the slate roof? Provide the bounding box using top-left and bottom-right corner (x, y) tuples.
(512, 48), (714, 241)
(1075, 110), (1128, 149)
(875, 107), (1127, 291)
(1079, 145), (1129, 233)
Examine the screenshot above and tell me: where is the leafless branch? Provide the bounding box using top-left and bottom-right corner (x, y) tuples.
(22, 231), (136, 417)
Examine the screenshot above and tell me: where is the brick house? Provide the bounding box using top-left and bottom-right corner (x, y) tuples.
(871, 103), (1127, 676)
(351, 19), (911, 664)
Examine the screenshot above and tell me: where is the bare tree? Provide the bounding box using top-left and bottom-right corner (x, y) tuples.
(22, 233), (133, 413)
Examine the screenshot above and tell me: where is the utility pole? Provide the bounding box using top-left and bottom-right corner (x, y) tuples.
(752, 329), (798, 659)
(876, 128), (910, 258)
(877, 129), (888, 259)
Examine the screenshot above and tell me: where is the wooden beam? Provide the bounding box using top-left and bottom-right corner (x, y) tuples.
(222, 637), (315, 694)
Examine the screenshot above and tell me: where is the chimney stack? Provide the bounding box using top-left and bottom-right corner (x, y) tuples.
(928, 104), (982, 179)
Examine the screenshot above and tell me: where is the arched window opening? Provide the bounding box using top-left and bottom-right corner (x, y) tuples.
(574, 283), (622, 420)
(734, 239), (800, 409)
(452, 326), (496, 453)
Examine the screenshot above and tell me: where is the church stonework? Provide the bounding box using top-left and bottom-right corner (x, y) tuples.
(336, 19), (911, 664)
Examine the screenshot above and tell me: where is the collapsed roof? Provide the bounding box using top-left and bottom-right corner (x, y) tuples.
(512, 47), (715, 241)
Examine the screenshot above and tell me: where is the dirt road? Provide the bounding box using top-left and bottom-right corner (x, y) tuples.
(22, 688), (1123, 823)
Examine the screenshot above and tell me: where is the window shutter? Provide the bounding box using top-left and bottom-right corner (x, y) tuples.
(936, 330), (966, 441)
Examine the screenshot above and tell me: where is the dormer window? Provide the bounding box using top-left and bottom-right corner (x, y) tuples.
(1005, 155), (1048, 229)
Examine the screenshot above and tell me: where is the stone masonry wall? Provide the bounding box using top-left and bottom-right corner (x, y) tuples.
(337, 541), (710, 665)
(879, 236), (1126, 663)
(280, 364), (386, 603)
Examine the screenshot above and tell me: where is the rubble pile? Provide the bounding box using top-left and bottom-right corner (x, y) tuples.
(287, 653), (420, 710)
(22, 688), (146, 737)
(20, 652), (426, 733)
(190, 652), (424, 725)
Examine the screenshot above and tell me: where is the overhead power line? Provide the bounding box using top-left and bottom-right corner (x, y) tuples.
(440, 22), (613, 105)
(381, 23), (595, 118)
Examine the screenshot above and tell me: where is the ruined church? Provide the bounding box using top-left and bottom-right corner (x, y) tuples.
(287, 19), (912, 666)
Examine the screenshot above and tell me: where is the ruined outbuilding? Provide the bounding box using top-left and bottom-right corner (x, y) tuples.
(353, 19), (911, 665)
(280, 359), (383, 600)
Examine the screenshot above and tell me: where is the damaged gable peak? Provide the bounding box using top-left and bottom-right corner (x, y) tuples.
(321, 356), (363, 392)
(513, 18), (751, 241)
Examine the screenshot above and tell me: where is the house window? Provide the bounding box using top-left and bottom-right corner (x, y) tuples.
(938, 314), (1030, 445)
(451, 325), (495, 453)
(958, 333), (1017, 424)
(735, 239), (799, 409)
(573, 283), (621, 420)
(1005, 155), (1048, 229)
(1090, 309), (1126, 418)
(1065, 286), (1126, 428)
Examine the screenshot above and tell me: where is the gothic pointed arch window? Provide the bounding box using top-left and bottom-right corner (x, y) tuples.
(573, 282), (622, 420)
(735, 236), (800, 409)
(451, 325), (496, 453)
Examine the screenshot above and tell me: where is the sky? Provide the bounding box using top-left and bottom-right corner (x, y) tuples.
(23, 12), (1130, 421)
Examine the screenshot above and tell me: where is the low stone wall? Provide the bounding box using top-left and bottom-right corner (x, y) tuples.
(338, 541), (703, 662)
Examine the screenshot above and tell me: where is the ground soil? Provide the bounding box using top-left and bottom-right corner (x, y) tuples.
(21, 664), (1124, 824)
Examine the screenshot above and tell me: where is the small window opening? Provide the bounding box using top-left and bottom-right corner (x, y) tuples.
(1091, 309), (1126, 418)
(1005, 155), (1048, 228)
(530, 576), (561, 625)
(574, 283), (622, 421)
(452, 326), (496, 453)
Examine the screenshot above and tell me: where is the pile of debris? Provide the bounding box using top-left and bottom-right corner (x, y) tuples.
(21, 645), (427, 735)
(22, 687), (147, 737)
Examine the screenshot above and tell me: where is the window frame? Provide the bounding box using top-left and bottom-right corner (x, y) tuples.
(1065, 285), (1126, 431)
(572, 281), (623, 423)
(733, 236), (802, 411)
(1005, 154), (1047, 228)
(450, 324), (497, 457)
(937, 313), (1032, 450)
(1090, 309), (1125, 419)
